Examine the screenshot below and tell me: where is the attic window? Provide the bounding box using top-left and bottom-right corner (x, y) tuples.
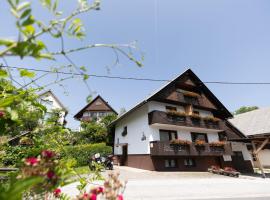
(95, 101), (102, 105)
(122, 126), (127, 137)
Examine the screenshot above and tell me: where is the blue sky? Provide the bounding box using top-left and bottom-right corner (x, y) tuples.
(1, 0), (270, 129)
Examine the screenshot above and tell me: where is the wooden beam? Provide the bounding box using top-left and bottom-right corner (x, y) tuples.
(255, 138), (269, 154)
(252, 141), (266, 178)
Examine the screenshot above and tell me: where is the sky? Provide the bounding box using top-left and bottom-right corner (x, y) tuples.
(1, 0), (270, 129)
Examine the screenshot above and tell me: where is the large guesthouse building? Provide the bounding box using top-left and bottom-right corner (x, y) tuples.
(110, 69), (253, 172)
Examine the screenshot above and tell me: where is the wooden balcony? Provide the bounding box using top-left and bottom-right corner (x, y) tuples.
(150, 141), (233, 156)
(148, 110), (222, 131)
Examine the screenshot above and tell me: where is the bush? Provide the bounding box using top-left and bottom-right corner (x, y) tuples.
(63, 143), (112, 167)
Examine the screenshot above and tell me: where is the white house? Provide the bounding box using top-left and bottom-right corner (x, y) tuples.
(110, 69), (253, 172)
(38, 90), (68, 125)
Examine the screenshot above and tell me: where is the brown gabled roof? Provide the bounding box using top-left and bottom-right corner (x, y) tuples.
(74, 95), (117, 120)
(110, 68), (233, 126)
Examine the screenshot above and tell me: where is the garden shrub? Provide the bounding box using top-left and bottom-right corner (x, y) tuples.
(63, 143), (112, 167)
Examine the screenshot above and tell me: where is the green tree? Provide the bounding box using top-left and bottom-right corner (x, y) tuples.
(233, 106), (259, 115)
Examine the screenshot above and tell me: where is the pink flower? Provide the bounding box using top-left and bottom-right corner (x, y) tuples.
(53, 188), (61, 197)
(117, 194), (124, 200)
(0, 111), (4, 118)
(24, 157), (39, 166)
(47, 171), (56, 179)
(41, 150), (55, 159)
(91, 186), (104, 194)
(82, 193), (89, 199)
(89, 193), (97, 200)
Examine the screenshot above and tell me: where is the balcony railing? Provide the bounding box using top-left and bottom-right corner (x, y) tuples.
(148, 110), (222, 130)
(150, 141), (233, 156)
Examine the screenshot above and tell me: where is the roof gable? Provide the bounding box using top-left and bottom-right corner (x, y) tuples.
(74, 95), (117, 119)
(111, 69), (233, 125)
(39, 90), (68, 112)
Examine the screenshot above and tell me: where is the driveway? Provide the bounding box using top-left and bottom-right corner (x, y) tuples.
(62, 166), (270, 200)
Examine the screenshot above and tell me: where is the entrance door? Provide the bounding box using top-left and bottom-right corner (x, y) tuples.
(231, 151), (246, 172)
(121, 145), (128, 166)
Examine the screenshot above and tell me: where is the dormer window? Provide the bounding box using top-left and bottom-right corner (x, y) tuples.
(122, 126), (127, 137)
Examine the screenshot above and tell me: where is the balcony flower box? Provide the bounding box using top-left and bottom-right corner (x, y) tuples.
(170, 139), (191, 151)
(209, 141), (225, 147)
(189, 113), (201, 120)
(195, 140), (206, 151)
(167, 111), (186, 122)
(183, 91), (200, 98)
(203, 116), (221, 123)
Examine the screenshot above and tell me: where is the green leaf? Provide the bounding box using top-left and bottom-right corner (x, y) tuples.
(21, 15), (35, 26)
(83, 74), (89, 80)
(10, 8), (19, 18)
(20, 8), (31, 19)
(53, 0), (58, 12)
(0, 69), (8, 77)
(10, 110), (18, 120)
(17, 2), (30, 11)
(80, 66), (87, 72)
(0, 39), (15, 46)
(19, 69), (35, 78)
(23, 25), (35, 35)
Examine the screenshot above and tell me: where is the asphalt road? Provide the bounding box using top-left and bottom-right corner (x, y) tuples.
(62, 166), (270, 200)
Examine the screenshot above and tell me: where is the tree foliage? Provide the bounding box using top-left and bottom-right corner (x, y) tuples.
(233, 106), (259, 115)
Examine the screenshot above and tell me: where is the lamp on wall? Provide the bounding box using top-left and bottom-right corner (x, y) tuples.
(141, 132), (146, 141)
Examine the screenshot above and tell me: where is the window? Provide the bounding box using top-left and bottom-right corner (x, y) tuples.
(160, 130), (177, 141)
(193, 110), (200, 115)
(184, 96), (199, 105)
(184, 158), (196, 167)
(166, 106), (177, 112)
(218, 132), (227, 141)
(122, 126), (127, 137)
(191, 132), (208, 142)
(165, 159), (177, 168)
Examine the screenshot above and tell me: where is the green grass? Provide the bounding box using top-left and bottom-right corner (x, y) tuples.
(73, 166), (90, 175)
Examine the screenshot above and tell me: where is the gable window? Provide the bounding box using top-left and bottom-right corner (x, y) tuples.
(165, 159), (177, 168)
(184, 96), (199, 105)
(160, 130), (177, 141)
(122, 126), (127, 137)
(166, 106), (177, 112)
(191, 132), (208, 143)
(193, 110), (200, 115)
(184, 158), (196, 167)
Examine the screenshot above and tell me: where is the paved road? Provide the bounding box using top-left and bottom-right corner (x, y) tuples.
(62, 166), (270, 200)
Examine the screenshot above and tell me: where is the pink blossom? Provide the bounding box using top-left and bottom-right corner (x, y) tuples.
(24, 157), (39, 166)
(53, 188), (61, 197)
(46, 171), (56, 179)
(89, 193), (97, 200)
(0, 111), (4, 118)
(41, 150), (55, 159)
(117, 194), (124, 200)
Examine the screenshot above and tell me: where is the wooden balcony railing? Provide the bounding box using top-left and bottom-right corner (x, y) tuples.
(150, 141), (233, 156)
(148, 110), (222, 130)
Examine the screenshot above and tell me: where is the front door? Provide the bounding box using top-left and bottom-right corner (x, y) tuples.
(231, 151), (246, 172)
(121, 145), (128, 166)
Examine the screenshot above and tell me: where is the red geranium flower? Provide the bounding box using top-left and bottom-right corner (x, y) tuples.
(0, 111), (5, 118)
(47, 171), (56, 179)
(24, 157), (39, 166)
(117, 194), (124, 200)
(41, 150), (55, 159)
(53, 188), (61, 197)
(91, 186), (104, 194)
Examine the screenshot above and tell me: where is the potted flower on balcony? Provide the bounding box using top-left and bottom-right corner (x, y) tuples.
(194, 139), (206, 152)
(203, 116), (221, 128)
(170, 139), (191, 151)
(167, 110), (187, 122)
(209, 141), (225, 152)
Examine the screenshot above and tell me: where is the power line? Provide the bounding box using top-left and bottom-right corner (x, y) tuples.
(1, 64), (270, 85)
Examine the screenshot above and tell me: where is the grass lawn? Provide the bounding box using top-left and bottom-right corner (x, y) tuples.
(74, 166), (90, 175)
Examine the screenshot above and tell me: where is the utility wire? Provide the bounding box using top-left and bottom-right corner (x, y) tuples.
(2, 64), (270, 85)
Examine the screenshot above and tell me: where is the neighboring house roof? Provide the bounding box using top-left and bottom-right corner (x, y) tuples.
(74, 95), (118, 120)
(110, 68), (233, 126)
(229, 107), (270, 136)
(38, 90), (68, 113)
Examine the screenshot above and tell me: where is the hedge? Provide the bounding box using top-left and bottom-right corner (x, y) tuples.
(63, 143), (112, 167)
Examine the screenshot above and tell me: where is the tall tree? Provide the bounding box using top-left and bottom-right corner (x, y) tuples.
(233, 106), (259, 115)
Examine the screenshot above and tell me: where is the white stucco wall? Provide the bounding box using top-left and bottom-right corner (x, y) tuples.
(231, 142), (252, 161)
(39, 92), (66, 125)
(148, 101), (185, 112)
(258, 150), (270, 167)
